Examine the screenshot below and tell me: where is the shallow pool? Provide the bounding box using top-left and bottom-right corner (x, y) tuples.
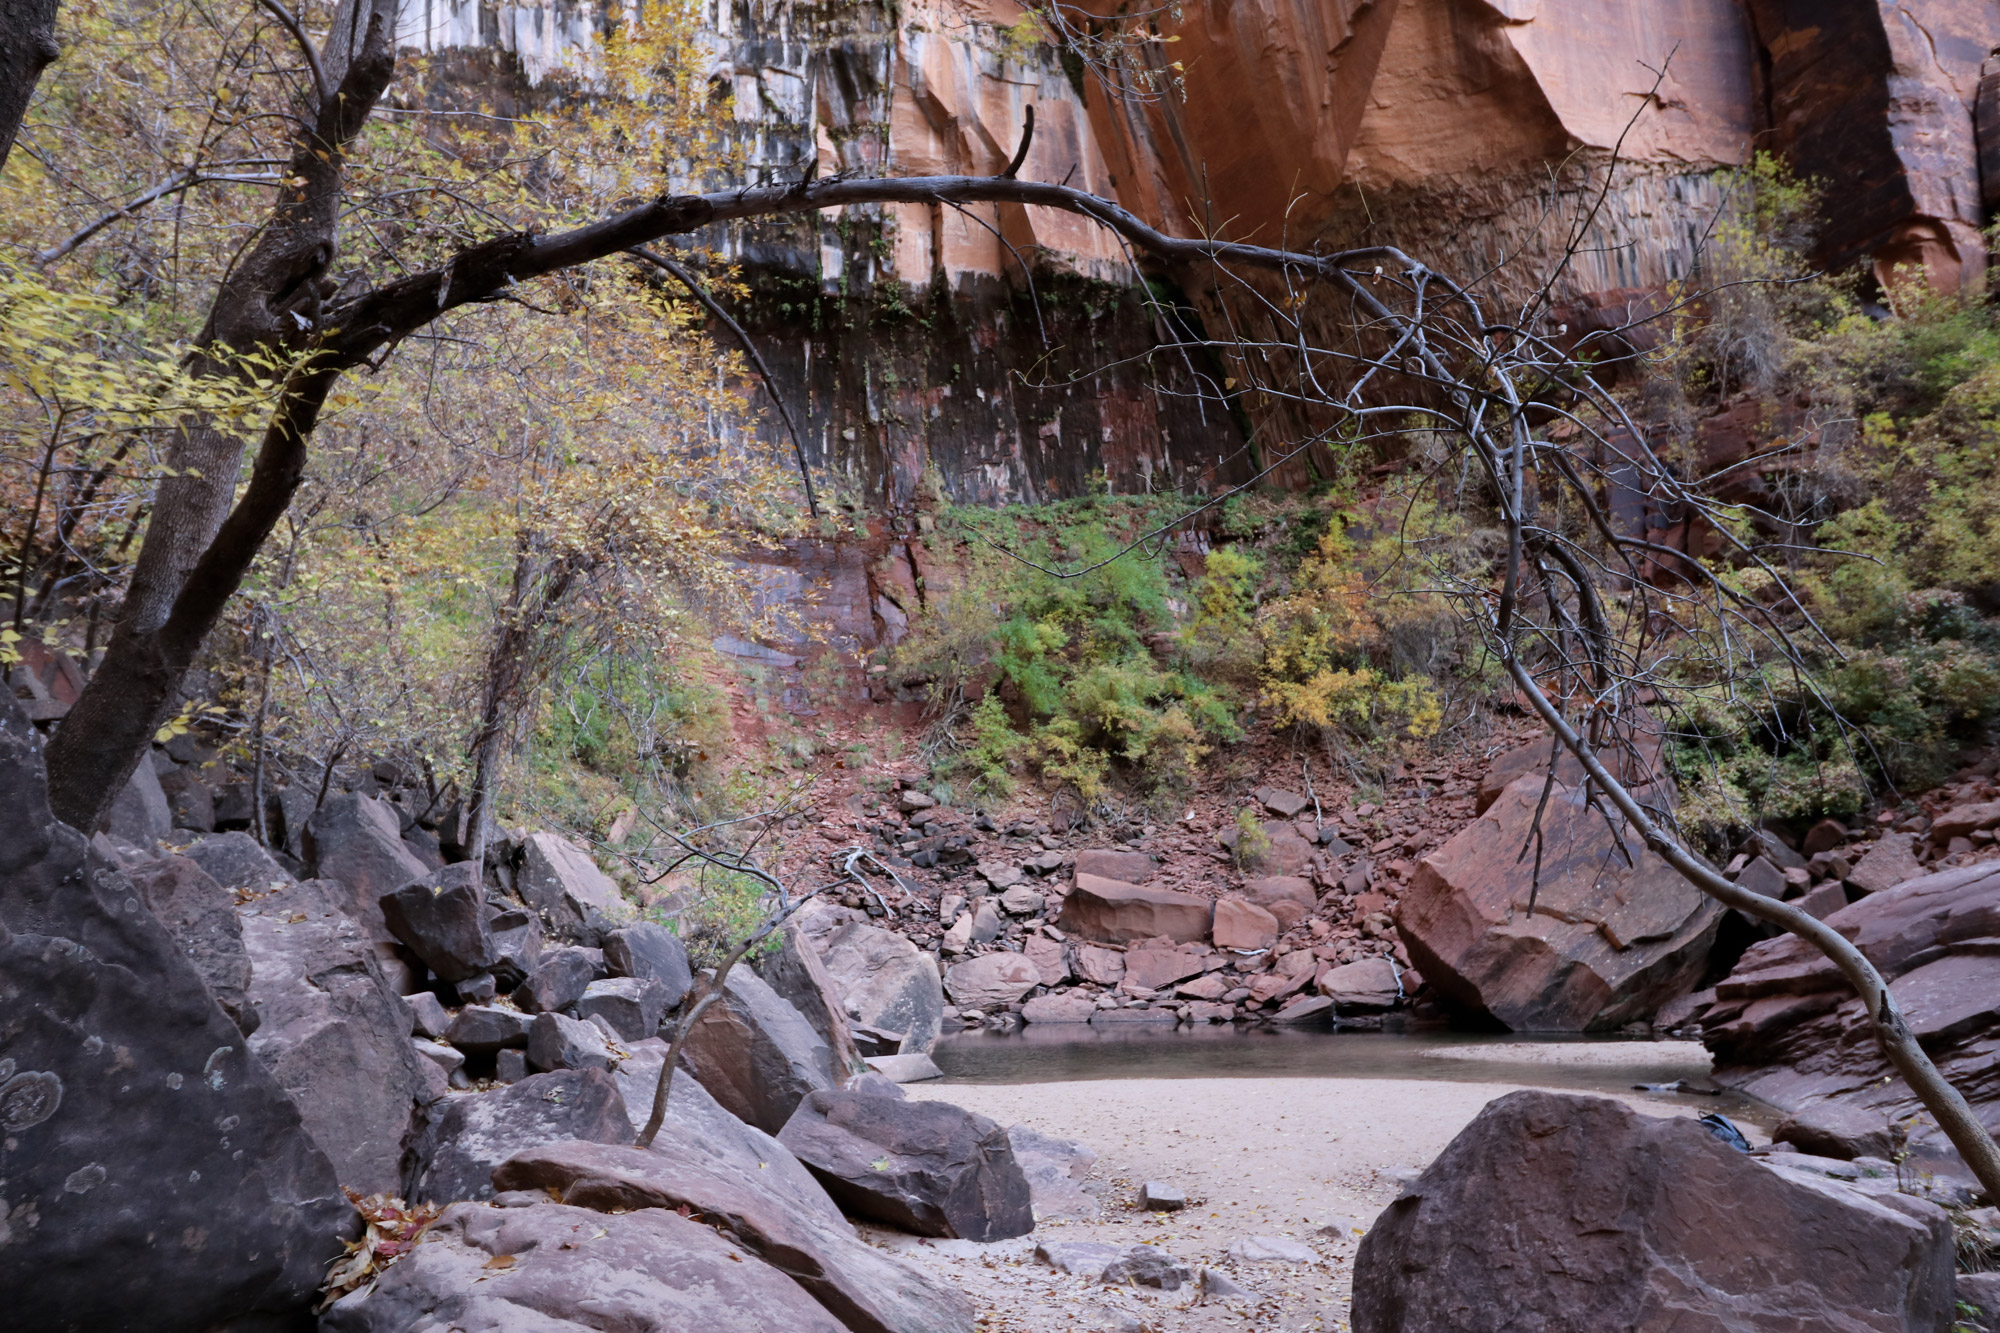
(932, 1024), (1776, 1126)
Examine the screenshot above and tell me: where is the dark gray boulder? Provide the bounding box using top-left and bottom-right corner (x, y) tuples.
(442, 1004), (533, 1054)
(161, 768), (216, 832)
(180, 830), (296, 893)
(0, 693), (350, 1332)
(677, 968), (834, 1133)
(378, 864), (493, 982)
(320, 1201), (851, 1333)
(778, 1088), (1035, 1241)
(403, 1068), (634, 1204)
(302, 792), (428, 945)
(603, 920), (693, 1007)
(485, 907), (542, 989)
(575, 976), (669, 1041)
(102, 754), (171, 846)
(516, 944), (598, 1014)
(125, 853), (257, 1035)
(526, 1011), (615, 1073)
(237, 876), (432, 1194)
(1351, 1090), (1954, 1333)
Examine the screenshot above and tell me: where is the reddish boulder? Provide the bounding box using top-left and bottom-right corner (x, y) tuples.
(1022, 992), (1097, 1023)
(1121, 944), (1210, 991)
(1395, 775), (1720, 1030)
(1847, 834), (1925, 895)
(1058, 874), (1211, 945)
(1071, 942), (1126, 985)
(1212, 896), (1280, 951)
(1317, 958), (1400, 1013)
(1352, 1090), (1954, 1333)
(1932, 800), (2000, 841)
(1023, 934), (1070, 986)
(1240, 875), (1316, 928)
(942, 952), (1040, 1008)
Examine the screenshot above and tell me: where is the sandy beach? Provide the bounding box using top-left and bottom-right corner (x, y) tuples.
(892, 1055), (1746, 1333)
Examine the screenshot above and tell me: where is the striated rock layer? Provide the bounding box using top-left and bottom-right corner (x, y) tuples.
(1701, 860), (2000, 1174)
(388, 0), (2000, 509)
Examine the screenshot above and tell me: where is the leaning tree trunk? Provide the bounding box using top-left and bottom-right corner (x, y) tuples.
(0, 0), (60, 171)
(43, 0), (399, 833)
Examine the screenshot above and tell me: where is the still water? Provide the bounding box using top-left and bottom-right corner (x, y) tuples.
(933, 1024), (1775, 1126)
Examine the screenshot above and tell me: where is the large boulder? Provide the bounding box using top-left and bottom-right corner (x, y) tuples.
(236, 875), (434, 1193)
(676, 968), (835, 1133)
(1395, 775), (1721, 1030)
(101, 754), (171, 846)
(1058, 873), (1212, 945)
(125, 853), (257, 1034)
(778, 1088), (1035, 1241)
(603, 920), (694, 1007)
(403, 1068), (635, 1204)
(1212, 895), (1280, 951)
(515, 944), (599, 1014)
(816, 919), (945, 1055)
(517, 830), (627, 941)
(576, 976), (670, 1041)
(1318, 957), (1401, 1013)
(757, 921), (867, 1079)
(303, 791), (428, 945)
(1352, 1090), (1954, 1332)
(943, 951), (1041, 1008)
(0, 694), (350, 1331)
(321, 1201), (851, 1333)
(1701, 860), (2000, 1173)
(179, 829), (296, 893)
(530, 1047), (976, 1333)
(1240, 874), (1316, 928)
(378, 863), (494, 982)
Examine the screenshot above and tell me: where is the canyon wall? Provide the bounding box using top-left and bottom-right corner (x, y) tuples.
(392, 0), (2000, 513)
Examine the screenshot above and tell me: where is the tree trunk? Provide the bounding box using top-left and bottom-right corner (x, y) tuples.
(463, 552), (577, 866)
(0, 0), (60, 171)
(43, 0), (398, 833)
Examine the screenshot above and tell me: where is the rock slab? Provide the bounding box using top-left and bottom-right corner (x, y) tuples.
(321, 1201), (850, 1333)
(1059, 873), (1212, 945)
(236, 875), (432, 1194)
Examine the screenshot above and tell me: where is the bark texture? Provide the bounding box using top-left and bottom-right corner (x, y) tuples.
(0, 0), (60, 171)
